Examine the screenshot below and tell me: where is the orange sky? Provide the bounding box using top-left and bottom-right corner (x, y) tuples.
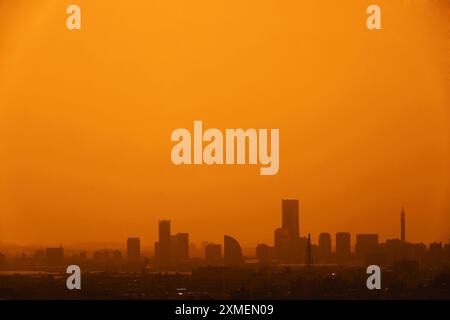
(0, 0), (449, 249)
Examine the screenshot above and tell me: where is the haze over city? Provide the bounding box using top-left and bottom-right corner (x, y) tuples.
(1, 1), (449, 247)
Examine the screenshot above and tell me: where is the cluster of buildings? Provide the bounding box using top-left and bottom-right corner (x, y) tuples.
(1, 200), (449, 272)
(1, 200), (449, 299)
(151, 220), (244, 267)
(257, 203), (446, 269)
(126, 220), (243, 267)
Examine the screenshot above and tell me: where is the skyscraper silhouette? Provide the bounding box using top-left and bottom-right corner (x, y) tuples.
(336, 232), (351, 262)
(127, 237), (140, 261)
(274, 228), (290, 261)
(171, 232), (189, 261)
(224, 235), (243, 266)
(282, 199), (299, 239)
(158, 220), (171, 264)
(318, 233), (331, 263)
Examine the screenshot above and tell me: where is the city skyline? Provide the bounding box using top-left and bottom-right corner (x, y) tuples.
(0, 0), (449, 303)
(1, 1), (449, 249)
(1, 199), (449, 251)
(2, 198), (449, 300)
(1, 200), (448, 260)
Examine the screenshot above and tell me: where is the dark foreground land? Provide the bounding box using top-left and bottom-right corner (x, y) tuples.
(1, 265), (449, 300)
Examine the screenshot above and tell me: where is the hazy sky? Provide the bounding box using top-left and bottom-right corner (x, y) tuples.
(1, 1), (449, 249)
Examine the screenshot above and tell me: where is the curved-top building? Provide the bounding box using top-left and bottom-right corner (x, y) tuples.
(224, 235), (244, 266)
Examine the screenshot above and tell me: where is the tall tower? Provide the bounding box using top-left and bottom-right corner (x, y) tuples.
(401, 207), (405, 243)
(127, 237), (141, 261)
(282, 199), (299, 239)
(159, 220), (171, 264)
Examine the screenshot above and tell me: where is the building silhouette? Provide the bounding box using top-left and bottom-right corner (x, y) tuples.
(274, 228), (290, 261)
(189, 243), (198, 258)
(153, 220), (190, 266)
(355, 234), (379, 260)
(386, 238), (404, 263)
(156, 220), (171, 264)
(282, 199), (299, 239)
(297, 236), (309, 263)
(318, 232), (331, 264)
(127, 237), (140, 261)
(224, 235), (244, 266)
(171, 233), (189, 261)
(205, 243), (222, 265)
(256, 244), (272, 263)
(336, 232), (351, 262)
(274, 199), (300, 262)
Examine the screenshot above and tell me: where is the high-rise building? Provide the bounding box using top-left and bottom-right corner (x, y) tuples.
(205, 243), (222, 265)
(171, 233), (189, 261)
(127, 237), (141, 260)
(297, 236), (309, 263)
(318, 233), (332, 263)
(154, 241), (160, 259)
(401, 207), (406, 243)
(46, 246), (64, 266)
(224, 235), (244, 266)
(280, 199), (300, 262)
(355, 234), (379, 259)
(274, 228), (290, 261)
(282, 199), (299, 239)
(199, 241), (210, 259)
(336, 232), (351, 262)
(189, 243), (198, 258)
(158, 220), (171, 264)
